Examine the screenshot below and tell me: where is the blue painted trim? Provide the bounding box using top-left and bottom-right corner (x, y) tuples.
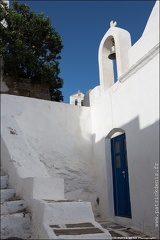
(111, 133), (132, 218)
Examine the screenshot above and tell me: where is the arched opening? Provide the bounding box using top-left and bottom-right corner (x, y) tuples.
(113, 59), (118, 83)
(75, 99), (78, 105)
(108, 37), (118, 83)
(106, 128), (125, 139)
(98, 27), (131, 91)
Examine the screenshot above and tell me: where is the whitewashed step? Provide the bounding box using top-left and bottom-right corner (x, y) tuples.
(1, 212), (32, 239)
(50, 222), (111, 239)
(52, 229), (111, 239)
(1, 199), (27, 215)
(42, 200), (95, 224)
(1, 175), (8, 189)
(53, 233), (111, 239)
(1, 189), (16, 203)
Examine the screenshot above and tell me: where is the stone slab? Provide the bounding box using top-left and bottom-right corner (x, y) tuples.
(54, 227), (104, 236)
(1, 199), (27, 215)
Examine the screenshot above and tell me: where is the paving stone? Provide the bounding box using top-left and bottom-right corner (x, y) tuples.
(50, 224), (61, 228)
(98, 220), (156, 239)
(66, 222), (95, 228)
(108, 230), (123, 237)
(54, 227), (104, 236)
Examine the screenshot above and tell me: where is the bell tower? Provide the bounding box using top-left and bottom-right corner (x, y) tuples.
(98, 21), (131, 91)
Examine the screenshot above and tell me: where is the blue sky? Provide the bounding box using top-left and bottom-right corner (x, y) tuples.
(15, 0), (156, 103)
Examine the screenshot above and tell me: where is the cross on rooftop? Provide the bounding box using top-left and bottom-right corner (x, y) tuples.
(110, 20), (117, 27)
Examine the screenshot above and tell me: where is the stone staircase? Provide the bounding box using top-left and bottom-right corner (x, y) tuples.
(0, 170), (32, 239)
(0, 168), (111, 239)
(39, 200), (111, 239)
(31, 199), (111, 239)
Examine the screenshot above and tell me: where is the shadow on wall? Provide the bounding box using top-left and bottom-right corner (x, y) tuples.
(1, 95), (100, 218)
(94, 116), (159, 237)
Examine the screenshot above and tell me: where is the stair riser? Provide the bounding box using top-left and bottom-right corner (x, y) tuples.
(1, 213), (31, 239)
(0, 174), (32, 238)
(1, 176), (8, 189)
(1, 189), (16, 203)
(1, 200), (27, 215)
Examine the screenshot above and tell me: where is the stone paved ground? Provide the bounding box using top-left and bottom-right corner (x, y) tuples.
(98, 220), (158, 239)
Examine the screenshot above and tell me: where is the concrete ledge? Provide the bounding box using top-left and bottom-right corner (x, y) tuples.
(21, 177), (64, 203)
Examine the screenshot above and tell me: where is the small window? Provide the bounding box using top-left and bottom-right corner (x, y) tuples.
(115, 156), (121, 168)
(75, 99), (78, 105)
(114, 141), (120, 154)
(81, 100), (83, 106)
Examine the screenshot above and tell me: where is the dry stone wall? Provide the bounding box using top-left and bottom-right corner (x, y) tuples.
(1, 76), (51, 100)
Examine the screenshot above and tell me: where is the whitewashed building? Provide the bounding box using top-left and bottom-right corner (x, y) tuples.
(1, 1), (159, 239)
(70, 90), (84, 106)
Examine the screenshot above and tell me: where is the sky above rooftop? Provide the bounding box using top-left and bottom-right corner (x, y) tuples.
(14, 0), (156, 103)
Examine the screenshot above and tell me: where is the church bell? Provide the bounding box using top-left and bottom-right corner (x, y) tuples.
(108, 38), (116, 60)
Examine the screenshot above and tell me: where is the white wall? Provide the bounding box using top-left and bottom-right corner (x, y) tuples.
(128, 1), (159, 67)
(1, 95), (101, 216)
(1, 95), (92, 167)
(89, 1), (159, 237)
(91, 54), (159, 231)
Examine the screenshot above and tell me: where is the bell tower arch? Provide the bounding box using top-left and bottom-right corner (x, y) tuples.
(98, 22), (131, 91)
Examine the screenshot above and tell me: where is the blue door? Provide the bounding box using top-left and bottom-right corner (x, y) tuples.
(111, 133), (132, 218)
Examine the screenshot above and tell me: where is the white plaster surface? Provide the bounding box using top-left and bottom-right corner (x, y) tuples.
(1, 94), (99, 216)
(1, 213), (31, 239)
(38, 151), (100, 216)
(1, 94), (102, 238)
(90, 57), (159, 237)
(31, 199), (111, 239)
(1, 189), (16, 203)
(1, 115), (49, 178)
(87, 1), (159, 238)
(1, 199), (27, 215)
(21, 177), (64, 203)
(128, 1), (159, 67)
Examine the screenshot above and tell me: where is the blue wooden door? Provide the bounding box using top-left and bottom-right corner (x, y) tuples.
(111, 133), (132, 218)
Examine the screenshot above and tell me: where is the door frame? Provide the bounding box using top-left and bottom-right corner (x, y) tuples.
(111, 133), (132, 218)
(105, 128), (132, 219)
